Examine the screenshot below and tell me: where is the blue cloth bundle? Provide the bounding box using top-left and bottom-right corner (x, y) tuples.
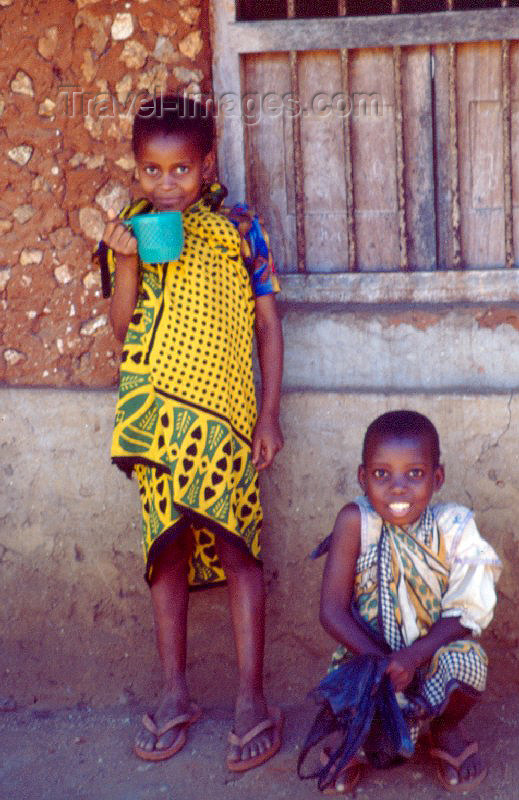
(297, 654), (414, 791)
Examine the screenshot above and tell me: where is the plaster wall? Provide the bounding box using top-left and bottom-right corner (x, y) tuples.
(282, 306), (519, 391)
(1, 381), (517, 707)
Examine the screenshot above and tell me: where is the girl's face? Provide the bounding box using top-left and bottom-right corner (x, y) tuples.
(135, 132), (214, 212)
(358, 433), (444, 526)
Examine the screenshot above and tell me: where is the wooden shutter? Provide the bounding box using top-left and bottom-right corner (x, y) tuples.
(211, 4), (519, 272)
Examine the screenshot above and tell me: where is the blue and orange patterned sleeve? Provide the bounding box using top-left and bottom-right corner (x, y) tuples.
(226, 203), (280, 297)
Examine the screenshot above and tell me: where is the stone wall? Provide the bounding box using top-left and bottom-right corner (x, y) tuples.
(0, 0), (210, 388)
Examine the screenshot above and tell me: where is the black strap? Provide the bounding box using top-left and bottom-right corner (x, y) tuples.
(97, 241), (112, 299)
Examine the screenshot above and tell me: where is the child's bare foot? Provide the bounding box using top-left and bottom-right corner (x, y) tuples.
(430, 719), (487, 791)
(134, 684), (200, 760)
(226, 691), (283, 771)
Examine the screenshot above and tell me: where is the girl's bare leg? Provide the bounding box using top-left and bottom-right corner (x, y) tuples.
(215, 535), (274, 764)
(430, 690), (484, 786)
(135, 531), (192, 753)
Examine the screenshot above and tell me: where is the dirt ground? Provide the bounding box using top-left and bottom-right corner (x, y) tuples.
(1, 675), (518, 800)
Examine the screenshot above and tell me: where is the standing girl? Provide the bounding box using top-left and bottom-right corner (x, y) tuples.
(97, 94), (284, 771)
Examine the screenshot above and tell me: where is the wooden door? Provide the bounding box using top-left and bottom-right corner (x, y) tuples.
(211, 5), (519, 272)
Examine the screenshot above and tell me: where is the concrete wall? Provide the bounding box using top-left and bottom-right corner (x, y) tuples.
(3, 290), (519, 707)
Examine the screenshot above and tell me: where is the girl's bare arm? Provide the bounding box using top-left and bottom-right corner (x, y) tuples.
(110, 255), (139, 342)
(320, 503), (387, 657)
(252, 293), (284, 470)
(386, 617), (470, 692)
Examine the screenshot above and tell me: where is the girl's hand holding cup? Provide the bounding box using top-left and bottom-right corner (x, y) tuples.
(103, 209), (184, 264)
(103, 209), (138, 258)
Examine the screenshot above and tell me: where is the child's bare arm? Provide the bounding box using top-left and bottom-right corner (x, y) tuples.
(252, 293), (284, 470)
(320, 503), (387, 658)
(103, 209), (140, 342)
(386, 616), (470, 692)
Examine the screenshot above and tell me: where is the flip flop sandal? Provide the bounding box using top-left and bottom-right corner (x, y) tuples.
(134, 702), (202, 762)
(320, 747), (363, 795)
(430, 740), (488, 793)
(227, 706), (284, 773)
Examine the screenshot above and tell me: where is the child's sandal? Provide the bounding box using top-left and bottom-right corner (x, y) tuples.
(320, 748), (363, 795)
(429, 740), (488, 793)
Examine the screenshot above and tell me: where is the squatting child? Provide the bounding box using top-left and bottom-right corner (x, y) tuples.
(317, 410), (501, 793)
(96, 94), (284, 770)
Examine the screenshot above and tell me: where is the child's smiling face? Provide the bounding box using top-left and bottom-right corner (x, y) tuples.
(135, 132), (213, 212)
(358, 433), (444, 526)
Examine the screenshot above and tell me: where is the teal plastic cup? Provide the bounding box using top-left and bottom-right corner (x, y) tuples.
(124, 211), (184, 262)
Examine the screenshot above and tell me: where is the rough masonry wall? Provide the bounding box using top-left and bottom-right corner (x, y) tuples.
(0, 0), (210, 387)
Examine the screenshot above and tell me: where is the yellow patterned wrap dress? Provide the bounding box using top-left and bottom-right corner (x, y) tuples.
(97, 187), (279, 587)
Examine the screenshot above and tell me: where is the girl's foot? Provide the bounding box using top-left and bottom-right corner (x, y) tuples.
(322, 763), (362, 795)
(227, 692), (283, 770)
(429, 720), (487, 791)
(134, 687), (197, 758)
(320, 747), (363, 795)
